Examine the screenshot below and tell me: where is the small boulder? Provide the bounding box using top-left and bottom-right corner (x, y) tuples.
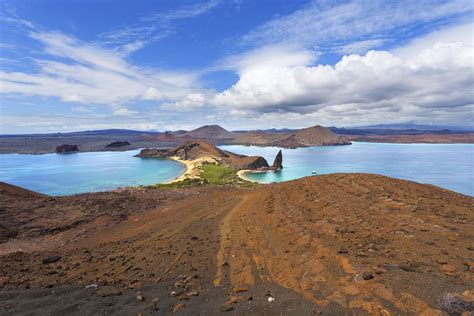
(220, 304), (234, 312)
(361, 271), (374, 280)
(442, 264), (457, 275)
(97, 286), (122, 297)
(234, 287), (248, 293)
(106, 141), (131, 148)
(172, 303), (186, 312)
(42, 255), (61, 264)
(55, 144), (78, 153)
(151, 298), (159, 311)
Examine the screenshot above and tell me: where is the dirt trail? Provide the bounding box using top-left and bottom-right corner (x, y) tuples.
(0, 174), (473, 315)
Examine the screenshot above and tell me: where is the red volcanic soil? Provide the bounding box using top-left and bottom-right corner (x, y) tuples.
(0, 175), (473, 315)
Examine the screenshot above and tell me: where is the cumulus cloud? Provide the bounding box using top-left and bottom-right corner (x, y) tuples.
(161, 92), (208, 111)
(208, 24), (474, 126)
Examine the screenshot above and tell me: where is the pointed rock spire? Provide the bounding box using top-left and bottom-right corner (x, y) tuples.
(272, 150), (283, 170)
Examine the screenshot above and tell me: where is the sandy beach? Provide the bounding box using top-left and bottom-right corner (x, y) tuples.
(168, 156), (220, 183)
(236, 169), (259, 183)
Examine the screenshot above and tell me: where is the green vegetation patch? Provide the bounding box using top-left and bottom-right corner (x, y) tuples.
(200, 163), (240, 185)
(151, 163), (257, 188)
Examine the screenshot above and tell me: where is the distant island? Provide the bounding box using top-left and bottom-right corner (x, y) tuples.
(138, 124), (351, 149)
(0, 123), (473, 154)
(0, 124), (349, 154)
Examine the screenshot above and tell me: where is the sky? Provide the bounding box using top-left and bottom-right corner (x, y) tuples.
(0, 0), (473, 133)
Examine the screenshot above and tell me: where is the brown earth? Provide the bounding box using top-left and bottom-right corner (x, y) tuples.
(0, 174), (473, 315)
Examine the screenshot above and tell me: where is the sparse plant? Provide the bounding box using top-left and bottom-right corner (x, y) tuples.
(440, 293), (474, 315)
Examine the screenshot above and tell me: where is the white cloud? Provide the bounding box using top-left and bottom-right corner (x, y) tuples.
(142, 87), (163, 100)
(62, 94), (83, 102)
(393, 22), (474, 58)
(72, 105), (92, 113)
(112, 107), (137, 116)
(141, 0), (220, 22)
(208, 23), (474, 126)
(241, 0), (474, 52)
(0, 30), (203, 109)
(161, 92), (207, 111)
(221, 44), (316, 72)
(99, 0), (220, 50)
(338, 39), (385, 55)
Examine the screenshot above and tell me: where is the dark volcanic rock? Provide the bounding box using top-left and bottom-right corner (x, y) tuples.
(271, 150), (283, 170)
(0, 224), (18, 243)
(55, 144), (79, 153)
(135, 148), (168, 158)
(240, 156), (269, 170)
(106, 141), (130, 148)
(97, 286), (123, 297)
(42, 256), (61, 264)
(360, 271), (374, 280)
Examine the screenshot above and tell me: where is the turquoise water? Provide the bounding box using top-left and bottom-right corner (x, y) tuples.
(0, 150), (185, 196)
(1, 143), (472, 196)
(220, 143), (474, 196)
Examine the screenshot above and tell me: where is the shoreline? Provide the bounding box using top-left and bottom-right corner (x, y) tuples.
(236, 169), (266, 183)
(2, 140), (474, 155)
(167, 156), (220, 183)
(166, 157), (263, 185)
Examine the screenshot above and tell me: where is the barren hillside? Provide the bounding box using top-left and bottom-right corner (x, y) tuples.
(0, 175), (472, 314)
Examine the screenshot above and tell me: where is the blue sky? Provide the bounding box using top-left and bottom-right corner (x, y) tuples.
(0, 0), (473, 133)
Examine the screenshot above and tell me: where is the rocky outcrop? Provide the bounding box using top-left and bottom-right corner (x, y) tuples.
(271, 150), (283, 170)
(105, 141), (130, 148)
(135, 148), (168, 158)
(136, 140), (270, 170)
(55, 144), (79, 153)
(228, 156), (269, 170)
